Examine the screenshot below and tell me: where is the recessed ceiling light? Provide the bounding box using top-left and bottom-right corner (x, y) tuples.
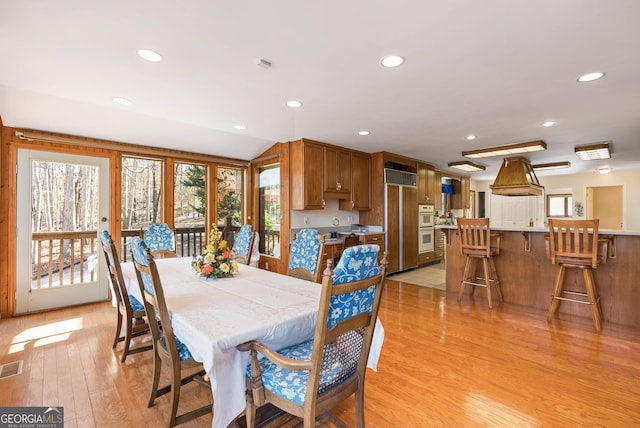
(380, 55), (404, 68)
(137, 49), (163, 62)
(234, 125), (247, 130)
(577, 72), (605, 83)
(597, 167), (611, 174)
(541, 121), (556, 127)
(466, 135), (477, 140)
(113, 97), (132, 105)
(358, 131), (371, 136)
(286, 100), (303, 108)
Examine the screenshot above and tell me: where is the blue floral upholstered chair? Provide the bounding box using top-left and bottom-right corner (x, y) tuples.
(232, 224), (256, 265)
(238, 245), (389, 428)
(287, 228), (326, 283)
(142, 223), (177, 258)
(129, 237), (212, 427)
(98, 230), (152, 363)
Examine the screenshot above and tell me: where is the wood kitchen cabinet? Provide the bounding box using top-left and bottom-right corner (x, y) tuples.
(360, 233), (385, 265)
(339, 152), (371, 211)
(321, 241), (344, 271)
(417, 162), (436, 205)
(450, 176), (470, 211)
(323, 147), (351, 199)
(290, 139), (325, 210)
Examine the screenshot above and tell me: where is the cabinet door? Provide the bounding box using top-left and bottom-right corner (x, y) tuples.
(386, 185), (400, 274)
(461, 177), (470, 210)
(291, 140), (325, 210)
(417, 163), (436, 204)
(323, 147), (350, 198)
(402, 186), (418, 269)
(341, 153), (371, 210)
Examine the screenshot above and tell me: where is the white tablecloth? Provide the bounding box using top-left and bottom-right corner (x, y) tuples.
(120, 257), (383, 428)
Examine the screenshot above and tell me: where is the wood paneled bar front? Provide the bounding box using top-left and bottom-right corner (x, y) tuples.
(440, 225), (640, 328)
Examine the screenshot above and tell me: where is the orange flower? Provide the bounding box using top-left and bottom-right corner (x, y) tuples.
(222, 249), (231, 258)
(201, 264), (214, 275)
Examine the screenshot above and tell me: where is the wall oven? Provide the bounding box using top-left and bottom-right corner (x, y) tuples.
(418, 204), (435, 253)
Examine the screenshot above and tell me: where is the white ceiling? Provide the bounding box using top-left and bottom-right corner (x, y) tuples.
(1, 0), (639, 180)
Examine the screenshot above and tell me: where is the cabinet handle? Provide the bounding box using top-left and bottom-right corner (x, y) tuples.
(337, 182), (341, 190)
(351, 201), (355, 208)
(321, 199), (326, 208)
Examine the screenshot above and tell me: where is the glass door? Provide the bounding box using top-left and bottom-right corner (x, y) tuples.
(15, 149), (110, 314)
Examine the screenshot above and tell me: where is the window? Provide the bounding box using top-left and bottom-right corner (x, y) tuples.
(547, 194), (573, 217)
(258, 165), (280, 257)
(174, 162), (207, 256)
(217, 166), (244, 228)
(121, 156), (163, 230)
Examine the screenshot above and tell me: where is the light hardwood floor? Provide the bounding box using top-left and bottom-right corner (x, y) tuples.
(1, 275), (639, 427)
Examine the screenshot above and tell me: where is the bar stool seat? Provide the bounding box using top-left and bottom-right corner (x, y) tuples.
(547, 219), (607, 332)
(457, 218), (503, 309)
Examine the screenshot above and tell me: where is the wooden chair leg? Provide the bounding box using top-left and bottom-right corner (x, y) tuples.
(244, 384), (256, 428)
(583, 269), (602, 332)
(112, 309), (123, 349)
(354, 385), (365, 428)
(547, 266), (566, 322)
(482, 257), (492, 309)
(490, 257), (503, 303)
(148, 348), (162, 407)
(469, 258), (478, 296)
(121, 316), (134, 362)
(459, 256), (472, 301)
(168, 363), (181, 428)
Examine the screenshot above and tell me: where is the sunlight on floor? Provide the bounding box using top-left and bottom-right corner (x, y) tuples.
(465, 392), (538, 427)
(10, 317), (83, 354)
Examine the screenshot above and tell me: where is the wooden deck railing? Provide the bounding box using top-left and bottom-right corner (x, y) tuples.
(31, 231), (98, 288)
(31, 226), (276, 288)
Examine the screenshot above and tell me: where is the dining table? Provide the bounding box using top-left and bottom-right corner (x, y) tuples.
(119, 256), (384, 428)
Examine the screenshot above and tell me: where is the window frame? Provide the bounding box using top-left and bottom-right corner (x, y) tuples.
(546, 193), (573, 218)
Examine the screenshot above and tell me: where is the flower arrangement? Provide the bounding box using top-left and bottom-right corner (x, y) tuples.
(192, 225), (239, 279)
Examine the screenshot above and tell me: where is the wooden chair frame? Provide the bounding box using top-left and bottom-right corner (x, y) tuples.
(457, 218), (503, 309)
(131, 242), (212, 427)
(239, 251), (389, 428)
(99, 231), (152, 362)
(547, 219), (606, 331)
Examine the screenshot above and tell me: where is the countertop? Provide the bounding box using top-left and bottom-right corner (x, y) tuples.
(435, 224), (640, 236)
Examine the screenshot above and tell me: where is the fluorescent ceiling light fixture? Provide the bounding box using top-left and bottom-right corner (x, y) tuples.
(462, 140), (546, 159)
(112, 97), (132, 105)
(234, 124), (247, 130)
(380, 55), (404, 68)
(532, 161), (571, 170)
(597, 167), (611, 174)
(541, 121), (556, 127)
(358, 131), (371, 136)
(577, 72), (605, 82)
(286, 100), (303, 108)
(448, 161), (486, 172)
(137, 49), (163, 62)
(575, 142), (611, 160)
(466, 135), (477, 140)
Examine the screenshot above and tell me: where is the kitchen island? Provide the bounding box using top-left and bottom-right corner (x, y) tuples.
(438, 225), (640, 328)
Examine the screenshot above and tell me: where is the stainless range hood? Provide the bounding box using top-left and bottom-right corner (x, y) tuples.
(490, 156), (544, 196)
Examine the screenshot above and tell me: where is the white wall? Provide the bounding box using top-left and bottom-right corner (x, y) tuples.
(473, 169), (640, 229)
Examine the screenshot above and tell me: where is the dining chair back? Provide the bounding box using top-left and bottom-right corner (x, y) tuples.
(129, 237), (212, 427)
(343, 232), (359, 248)
(547, 219), (606, 331)
(98, 230), (152, 362)
(142, 223), (177, 258)
(239, 244), (388, 427)
(232, 224), (256, 265)
(287, 228), (326, 283)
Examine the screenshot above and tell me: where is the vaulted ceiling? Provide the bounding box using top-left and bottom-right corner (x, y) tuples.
(1, 0), (639, 180)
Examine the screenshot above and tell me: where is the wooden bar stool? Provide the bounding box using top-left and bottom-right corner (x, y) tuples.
(547, 219), (607, 332)
(457, 218), (503, 309)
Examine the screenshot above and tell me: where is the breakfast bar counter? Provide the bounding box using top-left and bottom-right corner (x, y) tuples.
(438, 225), (640, 328)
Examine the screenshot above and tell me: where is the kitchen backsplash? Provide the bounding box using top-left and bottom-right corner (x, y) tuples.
(290, 199), (360, 229)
